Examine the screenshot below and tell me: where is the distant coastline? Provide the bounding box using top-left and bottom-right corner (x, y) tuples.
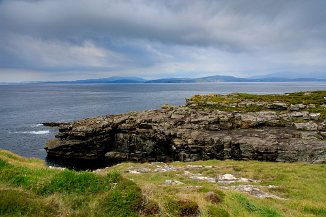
(45, 75), (326, 84)
(3, 75), (326, 85)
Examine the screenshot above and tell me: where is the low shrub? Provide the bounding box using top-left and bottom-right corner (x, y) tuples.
(166, 199), (199, 217)
(141, 200), (160, 216)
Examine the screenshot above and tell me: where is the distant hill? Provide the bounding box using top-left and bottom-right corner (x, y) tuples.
(146, 75), (326, 83)
(41, 75), (326, 84)
(72, 76), (146, 83)
(45, 76), (146, 84)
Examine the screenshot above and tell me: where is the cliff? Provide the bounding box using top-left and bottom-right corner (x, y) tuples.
(45, 91), (326, 164)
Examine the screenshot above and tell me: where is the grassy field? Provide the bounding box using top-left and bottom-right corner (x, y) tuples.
(1, 149), (325, 217)
(108, 160), (326, 217)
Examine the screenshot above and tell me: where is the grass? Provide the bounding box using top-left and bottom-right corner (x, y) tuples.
(0, 188), (57, 217)
(1, 149), (326, 216)
(187, 91), (326, 118)
(0, 149), (143, 217)
(108, 159), (326, 217)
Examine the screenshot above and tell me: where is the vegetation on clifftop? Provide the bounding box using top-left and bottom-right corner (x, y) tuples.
(187, 91), (326, 117)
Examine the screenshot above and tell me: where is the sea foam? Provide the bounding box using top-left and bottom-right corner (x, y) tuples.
(31, 123), (44, 127)
(12, 130), (50, 135)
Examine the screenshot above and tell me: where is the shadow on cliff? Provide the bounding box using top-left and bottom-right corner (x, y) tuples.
(45, 156), (118, 171)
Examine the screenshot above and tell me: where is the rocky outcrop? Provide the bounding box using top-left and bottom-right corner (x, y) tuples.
(45, 104), (326, 164)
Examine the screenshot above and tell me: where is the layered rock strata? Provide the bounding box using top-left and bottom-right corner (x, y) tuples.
(45, 104), (326, 164)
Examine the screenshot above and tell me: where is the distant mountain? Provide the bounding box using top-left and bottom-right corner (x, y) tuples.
(193, 75), (250, 82)
(145, 78), (192, 83)
(74, 76), (146, 83)
(146, 75), (326, 83)
(146, 75), (251, 83)
(46, 76), (146, 84)
(41, 75), (326, 84)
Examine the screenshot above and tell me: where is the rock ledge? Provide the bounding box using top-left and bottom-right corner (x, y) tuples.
(45, 92), (326, 164)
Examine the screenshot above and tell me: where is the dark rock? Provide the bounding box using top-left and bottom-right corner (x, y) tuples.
(42, 122), (66, 127)
(45, 105), (326, 165)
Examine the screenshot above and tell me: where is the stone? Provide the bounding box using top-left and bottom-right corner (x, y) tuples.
(294, 122), (319, 131)
(125, 167), (152, 174)
(206, 101), (219, 106)
(216, 174), (258, 184)
(289, 104), (306, 111)
(267, 102), (288, 110)
(309, 113), (321, 120)
(164, 180), (184, 185)
(288, 112), (308, 118)
(219, 174), (236, 181)
(307, 104), (316, 109)
(189, 174), (216, 183)
(221, 185), (285, 200)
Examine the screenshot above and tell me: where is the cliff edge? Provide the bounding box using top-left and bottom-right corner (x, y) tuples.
(45, 91), (326, 164)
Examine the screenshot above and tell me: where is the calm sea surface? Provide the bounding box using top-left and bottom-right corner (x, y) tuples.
(1, 82), (326, 160)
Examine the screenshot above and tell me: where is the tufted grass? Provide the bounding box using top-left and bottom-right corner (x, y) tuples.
(108, 159), (326, 217)
(1, 149), (326, 216)
(0, 149), (143, 217)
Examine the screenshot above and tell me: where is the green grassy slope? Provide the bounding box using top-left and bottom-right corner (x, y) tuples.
(1, 150), (325, 217)
(0, 149), (142, 217)
(108, 160), (326, 217)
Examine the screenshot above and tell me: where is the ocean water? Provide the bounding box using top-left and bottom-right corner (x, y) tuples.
(1, 82), (326, 160)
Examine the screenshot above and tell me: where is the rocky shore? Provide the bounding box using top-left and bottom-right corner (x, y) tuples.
(45, 91), (326, 164)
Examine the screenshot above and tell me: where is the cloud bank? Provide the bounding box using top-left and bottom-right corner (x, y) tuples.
(0, 0), (325, 81)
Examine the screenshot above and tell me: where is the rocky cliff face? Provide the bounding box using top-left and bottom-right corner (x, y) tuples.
(45, 93), (326, 164)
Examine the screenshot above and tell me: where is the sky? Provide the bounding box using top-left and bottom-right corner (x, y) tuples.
(0, 0), (326, 82)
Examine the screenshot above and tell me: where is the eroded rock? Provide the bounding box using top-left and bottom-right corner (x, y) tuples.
(45, 101), (326, 164)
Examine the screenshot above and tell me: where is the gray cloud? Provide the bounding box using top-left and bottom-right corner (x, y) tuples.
(0, 0), (325, 81)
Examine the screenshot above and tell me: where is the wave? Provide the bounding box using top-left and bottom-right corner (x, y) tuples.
(31, 124), (44, 127)
(11, 130), (50, 135)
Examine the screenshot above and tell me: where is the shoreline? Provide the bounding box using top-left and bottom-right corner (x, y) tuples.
(45, 91), (326, 169)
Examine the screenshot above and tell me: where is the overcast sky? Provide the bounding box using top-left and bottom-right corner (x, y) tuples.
(0, 0), (326, 82)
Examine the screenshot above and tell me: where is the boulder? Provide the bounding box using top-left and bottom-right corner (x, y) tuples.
(267, 103), (288, 110)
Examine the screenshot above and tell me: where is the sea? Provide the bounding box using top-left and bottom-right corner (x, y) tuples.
(1, 82), (326, 160)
